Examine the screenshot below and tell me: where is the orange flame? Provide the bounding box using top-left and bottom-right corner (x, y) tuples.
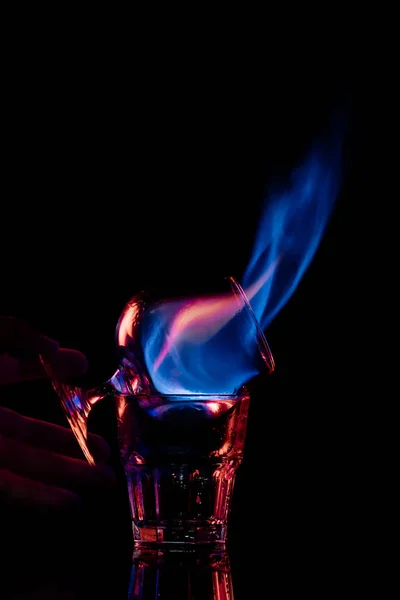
(154, 259), (280, 372)
(153, 294), (237, 371)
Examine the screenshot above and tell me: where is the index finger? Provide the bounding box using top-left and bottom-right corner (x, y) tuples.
(0, 317), (59, 358)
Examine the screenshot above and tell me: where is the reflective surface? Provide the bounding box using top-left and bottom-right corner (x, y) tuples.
(129, 548), (234, 600)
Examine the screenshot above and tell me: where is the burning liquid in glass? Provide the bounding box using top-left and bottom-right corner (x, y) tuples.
(43, 113), (346, 550)
(118, 393), (249, 545)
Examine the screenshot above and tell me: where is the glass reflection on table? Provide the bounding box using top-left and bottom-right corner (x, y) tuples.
(128, 546), (234, 600)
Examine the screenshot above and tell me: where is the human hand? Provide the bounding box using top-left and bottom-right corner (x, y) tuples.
(0, 317), (116, 511)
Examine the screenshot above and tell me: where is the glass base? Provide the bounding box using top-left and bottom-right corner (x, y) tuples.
(133, 521), (227, 546)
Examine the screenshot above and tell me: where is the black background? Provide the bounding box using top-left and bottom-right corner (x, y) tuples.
(0, 35), (374, 598)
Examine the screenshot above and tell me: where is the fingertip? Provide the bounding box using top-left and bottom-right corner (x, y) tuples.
(52, 488), (83, 511)
(38, 334), (60, 358)
(88, 433), (111, 464)
(95, 465), (117, 487)
(84, 463), (117, 488)
(48, 348), (89, 380)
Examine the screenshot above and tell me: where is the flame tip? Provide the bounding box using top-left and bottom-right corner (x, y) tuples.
(130, 116), (344, 395)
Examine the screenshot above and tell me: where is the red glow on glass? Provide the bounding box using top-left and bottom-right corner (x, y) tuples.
(118, 303), (140, 347)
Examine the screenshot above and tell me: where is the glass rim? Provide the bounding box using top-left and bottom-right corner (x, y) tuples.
(226, 275), (275, 375)
(119, 392), (249, 400)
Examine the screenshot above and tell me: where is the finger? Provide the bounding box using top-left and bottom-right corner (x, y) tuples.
(0, 468), (81, 510)
(0, 348), (88, 385)
(0, 406), (110, 463)
(46, 348), (88, 381)
(0, 354), (23, 385)
(0, 317), (59, 358)
(0, 434), (116, 492)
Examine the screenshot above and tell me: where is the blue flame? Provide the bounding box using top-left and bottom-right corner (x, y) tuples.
(125, 115), (346, 395)
(140, 292), (266, 394)
(242, 119), (345, 329)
